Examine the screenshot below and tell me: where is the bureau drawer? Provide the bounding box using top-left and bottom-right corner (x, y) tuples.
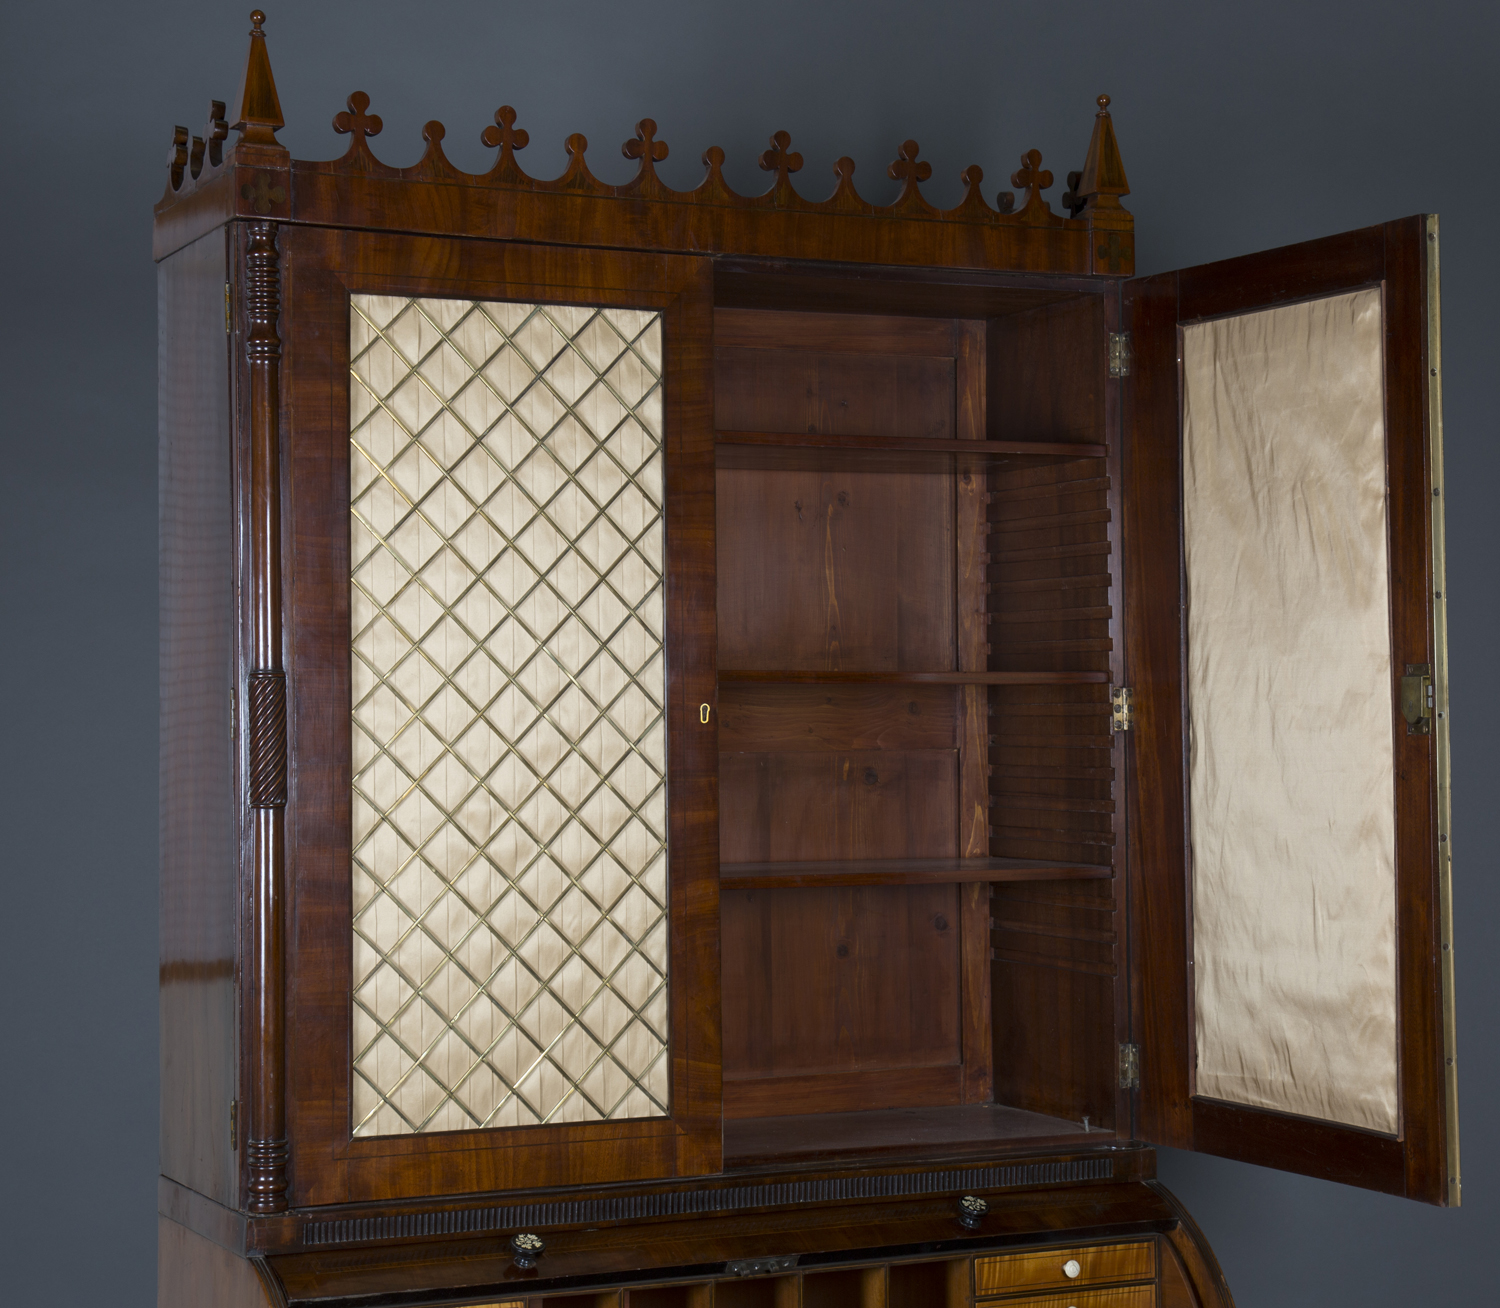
(974, 1241), (1155, 1296)
(975, 1289), (1154, 1308)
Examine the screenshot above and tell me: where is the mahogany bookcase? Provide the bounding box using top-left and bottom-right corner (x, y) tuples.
(157, 14), (1458, 1308)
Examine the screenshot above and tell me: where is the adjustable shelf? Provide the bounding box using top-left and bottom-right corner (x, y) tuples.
(723, 1104), (1094, 1167)
(717, 669), (1110, 685)
(716, 430), (1107, 472)
(719, 857), (1112, 890)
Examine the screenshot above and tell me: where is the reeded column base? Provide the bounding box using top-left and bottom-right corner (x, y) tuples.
(246, 1136), (289, 1214)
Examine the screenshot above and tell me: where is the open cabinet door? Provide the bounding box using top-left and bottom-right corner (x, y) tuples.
(1122, 216), (1458, 1204)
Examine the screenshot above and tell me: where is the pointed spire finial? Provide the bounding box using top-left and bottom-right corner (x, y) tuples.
(1073, 92), (1129, 214)
(232, 9), (285, 147)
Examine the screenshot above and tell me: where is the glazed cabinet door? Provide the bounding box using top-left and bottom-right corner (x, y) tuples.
(1122, 216), (1458, 1203)
(259, 225), (720, 1206)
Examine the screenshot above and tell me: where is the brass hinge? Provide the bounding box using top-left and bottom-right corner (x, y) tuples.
(225, 282), (232, 335)
(1111, 685), (1134, 733)
(230, 1099), (238, 1151)
(1401, 664), (1434, 734)
(1109, 332), (1132, 378)
(1118, 1042), (1141, 1091)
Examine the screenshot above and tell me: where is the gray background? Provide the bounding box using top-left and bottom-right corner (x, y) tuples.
(1, 1), (1493, 1302)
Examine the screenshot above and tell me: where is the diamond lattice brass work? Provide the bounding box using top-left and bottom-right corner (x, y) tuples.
(348, 294), (668, 1136)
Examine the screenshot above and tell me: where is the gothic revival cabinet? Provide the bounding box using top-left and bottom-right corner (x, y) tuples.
(158, 15), (1458, 1308)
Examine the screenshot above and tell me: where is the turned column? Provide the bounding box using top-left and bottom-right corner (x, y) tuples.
(243, 218), (288, 1214)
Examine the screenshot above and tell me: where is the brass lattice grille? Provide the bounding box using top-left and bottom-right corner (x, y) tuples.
(348, 294), (668, 1136)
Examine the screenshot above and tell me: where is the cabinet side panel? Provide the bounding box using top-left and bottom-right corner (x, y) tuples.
(984, 295), (1120, 1132)
(991, 876), (1117, 1129)
(158, 1216), (274, 1308)
(160, 229), (238, 1205)
(987, 297), (1106, 444)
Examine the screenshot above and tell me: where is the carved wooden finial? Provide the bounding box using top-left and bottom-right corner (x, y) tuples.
(625, 120), (668, 163)
(231, 10), (284, 147)
(204, 101), (229, 170)
(888, 140), (933, 187)
(759, 130), (804, 177)
(420, 120), (449, 162)
(700, 144), (731, 197)
(554, 132), (595, 190)
(482, 106), (530, 159)
(333, 91), (383, 147)
(168, 125), (190, 191)
(1074, 92), (1130, 213)
(1010, 148), (1053, 211)
(185, 101), (230, 182)
(1062, 171), (1086, 218)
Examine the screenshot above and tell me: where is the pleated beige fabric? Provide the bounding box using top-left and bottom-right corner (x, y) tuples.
(1183, 288), (1399, 1133)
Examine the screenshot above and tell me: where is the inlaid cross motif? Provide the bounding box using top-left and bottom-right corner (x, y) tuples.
(240, 172), (286, 215)
(1096, 230), (1130, 273)
(759, 130), (804, 177)
(481, 105), (530, 156)
(888, 140), (933, 186)
(1010, 149), (1053, 208)
(624, 119), (669, 166)
(333, 90), (383, 143)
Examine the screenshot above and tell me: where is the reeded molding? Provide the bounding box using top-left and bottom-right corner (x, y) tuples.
(301, 1157), (1116, 1248)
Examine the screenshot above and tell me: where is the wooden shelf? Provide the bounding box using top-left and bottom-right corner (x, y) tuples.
(720, 857), (1111, 890)
(718, 669), (1109, 685)
(716, 431), (1106, 472)
(724, 1104), (1096, 1167)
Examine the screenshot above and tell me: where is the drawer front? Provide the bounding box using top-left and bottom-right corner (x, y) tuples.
(976, 1289), (1155, 1308)
(974, 1242), (1155, 1295)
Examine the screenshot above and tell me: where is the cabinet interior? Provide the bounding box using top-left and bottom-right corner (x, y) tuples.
(712, 278), (1120, 1162)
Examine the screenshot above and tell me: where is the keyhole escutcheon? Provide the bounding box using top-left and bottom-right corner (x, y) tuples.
(700, 703), (711, 724)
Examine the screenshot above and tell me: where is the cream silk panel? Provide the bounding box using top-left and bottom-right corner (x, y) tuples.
(348, 295), (669, 1136)
(1183, 287), (1398, 1134)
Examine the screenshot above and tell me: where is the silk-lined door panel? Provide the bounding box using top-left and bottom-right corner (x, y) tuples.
(1123, 217), (1457, 1204)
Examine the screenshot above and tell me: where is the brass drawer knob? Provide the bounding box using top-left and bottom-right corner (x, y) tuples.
(1063, 1258), (1082, 1278)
